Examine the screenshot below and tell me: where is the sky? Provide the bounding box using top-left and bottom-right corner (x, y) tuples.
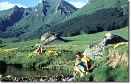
(0, 0), (88, 11)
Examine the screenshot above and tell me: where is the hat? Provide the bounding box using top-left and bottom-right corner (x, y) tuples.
(76, 51), (81, 55)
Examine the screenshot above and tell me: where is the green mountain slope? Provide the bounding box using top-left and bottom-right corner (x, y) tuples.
(63, 0), (128, 22)
(0, 6), (25, 32)
(0, 0), (77, 41)
(45, 7), (128, 37)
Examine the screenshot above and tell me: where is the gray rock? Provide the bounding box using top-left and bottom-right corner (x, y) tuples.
(40, 32), (67, 45)
(83, 33), (128, 60)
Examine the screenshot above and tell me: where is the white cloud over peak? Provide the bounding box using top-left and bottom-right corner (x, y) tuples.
(0, 2), (26, 11)
(38, 0), (88, 8)
(69, 0), (88, 8)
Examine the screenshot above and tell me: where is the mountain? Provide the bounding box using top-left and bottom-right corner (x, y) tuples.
(0, 0), (129, 42)
(45, 0), (129, 36)
(0, 0), (77, 41)
(62, 0), (129, 22)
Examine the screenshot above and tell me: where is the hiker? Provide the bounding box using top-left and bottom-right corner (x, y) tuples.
(73, 51), (91, 77)
(36, 44), (42, 55)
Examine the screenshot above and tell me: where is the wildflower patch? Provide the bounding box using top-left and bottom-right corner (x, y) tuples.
(0, 48), (18, 53)
(114, 42), (128, 49)
(45, 49), (62, 56)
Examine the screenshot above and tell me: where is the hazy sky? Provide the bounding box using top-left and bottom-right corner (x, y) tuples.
(0, 0), (88, 11)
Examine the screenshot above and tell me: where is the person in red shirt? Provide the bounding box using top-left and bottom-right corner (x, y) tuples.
(36, 45), (42, 55)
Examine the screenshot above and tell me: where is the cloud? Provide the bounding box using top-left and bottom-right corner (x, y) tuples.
(38, 0), (45, 3)
(0, 2), (27, 11)
(69, 0), (88, 8)
(38, 0), (88, 8)
(39, 0), (42, 3)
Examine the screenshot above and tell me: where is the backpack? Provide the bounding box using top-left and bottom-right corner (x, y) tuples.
(81, 55), (91, 62)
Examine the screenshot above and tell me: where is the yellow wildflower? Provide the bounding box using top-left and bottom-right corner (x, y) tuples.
(28, 53), (35, 57)
(0, 48), (18, 53)
(114, 42), (128, 49)
(45, 49), (61, 56)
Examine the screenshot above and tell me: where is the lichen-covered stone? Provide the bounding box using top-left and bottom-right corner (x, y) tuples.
(83, 33), (128, 60)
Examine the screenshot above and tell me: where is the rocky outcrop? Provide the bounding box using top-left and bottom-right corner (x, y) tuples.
(83, 33), (128, 60)
(40, 32), (67, 45)
(105, 50), (128, 68)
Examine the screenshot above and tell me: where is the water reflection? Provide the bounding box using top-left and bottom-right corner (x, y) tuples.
(4, 65), (72, 77)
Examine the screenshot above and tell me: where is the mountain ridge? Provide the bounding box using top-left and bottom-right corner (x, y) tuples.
(0, 0), (129, 42)
(62, 0), (128, 22)
(0, 0), (77, 41)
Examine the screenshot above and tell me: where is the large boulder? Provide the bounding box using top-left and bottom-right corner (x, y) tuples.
(83, 33), (128, 60)
(40, 32), (67, 45)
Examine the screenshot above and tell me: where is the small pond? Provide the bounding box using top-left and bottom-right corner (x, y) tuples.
(4, 65), (73, 77)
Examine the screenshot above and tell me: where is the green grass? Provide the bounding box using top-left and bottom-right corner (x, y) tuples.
(115, 43), (128, 55)
(92, 64), (111, 82)
(0, 27), (128, 66)
(63, 26), (128, 45)
(0, 39), (39, 49)
(0, 26), (129, 82)
(0, 26), (128, 49)
(109, 64), (129, 82)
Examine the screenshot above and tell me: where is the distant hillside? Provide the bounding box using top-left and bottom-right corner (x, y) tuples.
(0, 0), (77, 41)
(42, 0), (128, 37)
(44, 7), (128, 36)
(62, 0), (128, 22)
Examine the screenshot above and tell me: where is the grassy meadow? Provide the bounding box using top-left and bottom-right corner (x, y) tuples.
(0, 26), (129, 81)
(0, 26), (128, 66)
